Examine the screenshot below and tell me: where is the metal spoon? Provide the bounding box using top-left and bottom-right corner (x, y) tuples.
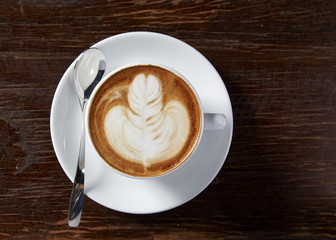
(68, 48), (106, 227)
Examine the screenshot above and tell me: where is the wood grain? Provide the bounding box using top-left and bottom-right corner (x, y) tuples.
(0, 0), (335, 239)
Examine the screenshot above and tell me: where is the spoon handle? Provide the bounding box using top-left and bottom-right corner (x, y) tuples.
(68, 101), (87, 227)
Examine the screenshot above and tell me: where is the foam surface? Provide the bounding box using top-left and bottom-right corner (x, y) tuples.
(89, 65), (202, 177)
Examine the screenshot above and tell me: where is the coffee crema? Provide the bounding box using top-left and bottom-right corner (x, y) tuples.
(89, 65), (202, 177)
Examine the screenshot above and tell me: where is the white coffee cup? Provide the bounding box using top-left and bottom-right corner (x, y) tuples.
(85, 63), (227, 179)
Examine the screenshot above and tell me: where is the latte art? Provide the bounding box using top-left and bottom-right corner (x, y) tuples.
(104, 73), (190, 166)
(89, 65), (202, 177)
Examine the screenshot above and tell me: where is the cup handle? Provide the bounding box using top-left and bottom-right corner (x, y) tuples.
(204, 113), (227, 130)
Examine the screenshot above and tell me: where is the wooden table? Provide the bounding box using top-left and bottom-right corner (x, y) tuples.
(1, 0), (335, 239)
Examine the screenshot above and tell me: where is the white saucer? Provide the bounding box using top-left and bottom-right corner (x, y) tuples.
(50, 32), (233, 214)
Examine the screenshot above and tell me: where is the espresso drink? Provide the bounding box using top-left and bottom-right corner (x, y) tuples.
(89, 65), (202, 177)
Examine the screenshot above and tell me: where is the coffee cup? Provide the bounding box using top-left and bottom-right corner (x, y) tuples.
(86, 63), (227, 178)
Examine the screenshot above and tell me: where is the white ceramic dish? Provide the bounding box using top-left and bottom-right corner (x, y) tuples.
(50, 32), (233, 214)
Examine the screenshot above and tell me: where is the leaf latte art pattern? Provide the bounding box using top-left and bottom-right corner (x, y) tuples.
(104, 73), (190, 166)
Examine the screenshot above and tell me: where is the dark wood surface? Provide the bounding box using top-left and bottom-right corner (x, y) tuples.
(1, 0), (335, 239)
